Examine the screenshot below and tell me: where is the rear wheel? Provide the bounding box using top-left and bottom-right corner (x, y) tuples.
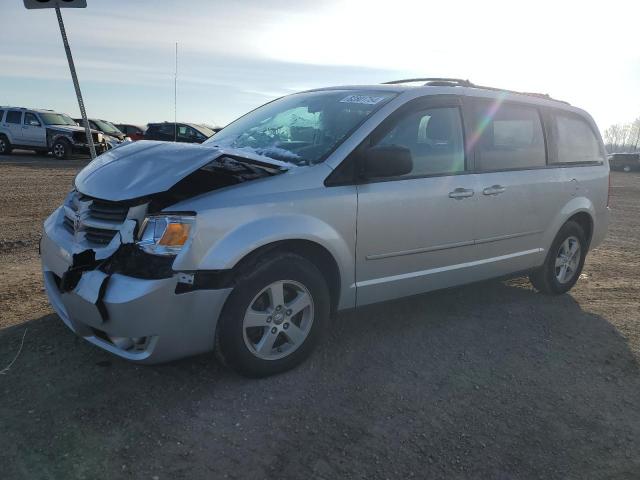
(0, 135), (12, 155)
(52, 139), (70, 160)
(216, 253), (330, 377)
(529, 221), (587, 294)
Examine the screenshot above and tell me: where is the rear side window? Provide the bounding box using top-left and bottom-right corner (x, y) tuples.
(0, 110), (4, 122)
(157, 124), (174, 135)
(475, 102), (546, 171)
(375, 106), (465, 176)
(553, 113), (602, 164)
(6, 111), (22, 124)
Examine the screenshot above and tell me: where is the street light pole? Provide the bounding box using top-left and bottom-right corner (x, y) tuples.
(54, 5), (96, 159)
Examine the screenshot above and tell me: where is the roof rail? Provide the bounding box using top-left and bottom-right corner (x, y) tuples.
(471, 84), (570, 105)
(383, 78), (473, 87)
(381, 78), (569, 105)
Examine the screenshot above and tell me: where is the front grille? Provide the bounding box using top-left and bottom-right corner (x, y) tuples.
(72, 132), (101, 143)
(85, 226), (118, 245)
(89, 199), (128, 222)
(62, 192), (135, 246)
(62, 215), (74, 234)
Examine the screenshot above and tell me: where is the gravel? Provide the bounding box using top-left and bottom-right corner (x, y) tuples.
(1, 151), (639, 479)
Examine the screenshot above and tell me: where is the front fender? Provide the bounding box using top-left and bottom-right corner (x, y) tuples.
(173, 214), (356, 308)
(47, 129), (73, 148)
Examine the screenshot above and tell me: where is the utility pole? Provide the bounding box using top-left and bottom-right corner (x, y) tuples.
(55, 6), (96, 159)
(24, 0), (96, 159)
(174, 42), (178, 142)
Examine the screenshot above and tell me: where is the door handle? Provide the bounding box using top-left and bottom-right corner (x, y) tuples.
(482, 185), (506, 196)
(448, 188), (474, 199)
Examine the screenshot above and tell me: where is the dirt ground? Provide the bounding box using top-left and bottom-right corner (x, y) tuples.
(1, 151), (639, 479)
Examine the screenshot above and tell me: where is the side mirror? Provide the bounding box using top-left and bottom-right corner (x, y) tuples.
(362, 145), (413, 179)
(29, 120), (40, 127)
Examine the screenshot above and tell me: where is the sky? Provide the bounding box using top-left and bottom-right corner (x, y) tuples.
(1, 0), (638, 131)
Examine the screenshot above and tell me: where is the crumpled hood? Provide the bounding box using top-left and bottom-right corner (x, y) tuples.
(48, 125), (98, 134)
(75, 140), (290, 202)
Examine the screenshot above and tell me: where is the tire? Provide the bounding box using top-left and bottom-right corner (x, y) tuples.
(0, 135), (12, 155)
(52, 139), (70, 160)
(529, 221), (587, 295)
(215, 252), (330, 377)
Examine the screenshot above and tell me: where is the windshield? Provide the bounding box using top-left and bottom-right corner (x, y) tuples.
(94, 119), (122, 135)
(40, 113), (77, 126)
(205, 90), (397, 165)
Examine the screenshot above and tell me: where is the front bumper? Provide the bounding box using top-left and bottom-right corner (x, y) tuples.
(40, 210), (232, 364)
(71, 142), (107, 155)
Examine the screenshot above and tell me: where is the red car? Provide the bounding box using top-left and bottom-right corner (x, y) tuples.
(114, 123), (146, 141)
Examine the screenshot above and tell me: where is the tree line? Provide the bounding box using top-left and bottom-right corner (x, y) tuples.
(603, 118), (640, 153)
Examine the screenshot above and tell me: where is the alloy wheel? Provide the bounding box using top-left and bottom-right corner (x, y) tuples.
(242, 280), (314, 360)
(555, 235), (581, 284)
(53, 143), (65, 159)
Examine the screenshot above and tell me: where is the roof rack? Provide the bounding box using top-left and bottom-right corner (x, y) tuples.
(382, 78), (569, 105)
(383, 78), (473, 87)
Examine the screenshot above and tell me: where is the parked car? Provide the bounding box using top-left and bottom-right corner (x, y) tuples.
(74, 118), (130, 150)
(40, 79), (609, 377)
(144, 122), (215, 143)
(608, 152), (639, 172)
(114, 123), (146, 141)
(0, 107), (107, 159)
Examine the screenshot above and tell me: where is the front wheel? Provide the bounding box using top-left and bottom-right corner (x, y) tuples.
(216, 253), (330, 377)
(52, 139), (70, 160)
(529, 221), (587, 294)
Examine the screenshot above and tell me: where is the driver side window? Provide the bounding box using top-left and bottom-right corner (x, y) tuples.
(375, 106), (465, 177)
(24, 112), (41, 127)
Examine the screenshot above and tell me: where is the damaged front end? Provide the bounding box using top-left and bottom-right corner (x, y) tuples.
(40, 142), (288, 363)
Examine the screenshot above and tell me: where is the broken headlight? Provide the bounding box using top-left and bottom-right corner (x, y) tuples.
(137, 215), (194, 256)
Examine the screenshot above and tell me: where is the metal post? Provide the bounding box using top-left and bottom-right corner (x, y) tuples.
(55, 6), (96, 159)
(174, 42), (178, 143)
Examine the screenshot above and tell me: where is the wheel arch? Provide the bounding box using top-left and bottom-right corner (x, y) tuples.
(566, 211), (593, 247)
(48, 131), (72, 149)
(228, 239), (342, 315)
(546, 197), (596, 254)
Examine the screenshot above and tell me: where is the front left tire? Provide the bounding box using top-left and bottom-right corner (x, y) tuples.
(215, 252), (330, 377)
(52, 139), (71, 160)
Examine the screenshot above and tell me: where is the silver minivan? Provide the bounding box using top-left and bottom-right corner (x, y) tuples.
(40, 79), (609, 376)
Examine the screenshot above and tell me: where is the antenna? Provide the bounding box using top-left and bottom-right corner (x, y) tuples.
(174, 42), (178, 142)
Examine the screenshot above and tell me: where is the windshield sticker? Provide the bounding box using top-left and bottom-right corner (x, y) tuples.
(339, 94), (388, 105)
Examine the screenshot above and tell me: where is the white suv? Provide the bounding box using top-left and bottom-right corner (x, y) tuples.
(0, 107), (107, 159)
(40, 79), (610, 376)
